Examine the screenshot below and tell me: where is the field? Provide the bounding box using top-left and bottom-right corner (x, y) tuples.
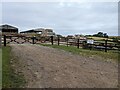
(88, 36), (120, 41)
(88, 36), (110, 40)
(86, 36), (120, 46)
(2, 46), (25, 88)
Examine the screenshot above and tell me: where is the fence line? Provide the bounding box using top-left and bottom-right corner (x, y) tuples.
(2, 35), (120, 52)
(48, 36), (119, 52)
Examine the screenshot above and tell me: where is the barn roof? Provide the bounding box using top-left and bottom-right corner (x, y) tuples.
(0, 24), (18, 30)
(20, 28), (44, 33)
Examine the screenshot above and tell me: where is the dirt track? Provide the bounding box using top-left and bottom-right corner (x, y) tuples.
(10, 44), (118, 88)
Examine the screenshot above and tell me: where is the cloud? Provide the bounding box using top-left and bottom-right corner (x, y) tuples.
(1, 0), (119, 2)
(2, 2), (118, 36)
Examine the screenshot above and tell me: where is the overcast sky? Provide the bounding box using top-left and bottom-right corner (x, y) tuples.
(1, 2), (118, 36)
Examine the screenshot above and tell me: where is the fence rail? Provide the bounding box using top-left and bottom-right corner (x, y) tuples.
(2, 35), (120, 52)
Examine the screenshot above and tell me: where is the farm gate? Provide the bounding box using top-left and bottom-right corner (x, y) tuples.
(2, 35), (54, 46)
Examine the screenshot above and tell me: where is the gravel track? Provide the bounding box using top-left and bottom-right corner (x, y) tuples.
(10, 44), (118, 88)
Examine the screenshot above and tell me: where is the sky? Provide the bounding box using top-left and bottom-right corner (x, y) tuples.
(1, 1), (118, 36)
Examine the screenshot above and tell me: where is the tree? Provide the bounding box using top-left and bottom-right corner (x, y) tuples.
(97, 32), (104, 37)
(93, 32), (108, 38)
(103, 33), (108, 38)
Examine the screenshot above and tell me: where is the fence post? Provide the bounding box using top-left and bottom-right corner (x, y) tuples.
(51, 36), (53, 45)
(58, 36), (60, 46)
(66, 37), (68, 47)
(0, 34), (1, 48)
(32, 36), (35, 44)
(77, 39), (79, 49)
(4, 35), (6, 46)
(105, 40), (107, 52)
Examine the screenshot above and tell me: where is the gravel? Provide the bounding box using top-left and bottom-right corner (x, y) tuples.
(10, 44), (118, 88)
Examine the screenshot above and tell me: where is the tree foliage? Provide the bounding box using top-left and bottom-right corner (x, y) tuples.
(93, 32), (108, 38)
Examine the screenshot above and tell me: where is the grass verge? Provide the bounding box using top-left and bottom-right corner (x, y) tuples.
(2, 46), (26, 88)
(0, 48), (2, 88)
(40, 44), (119, 61)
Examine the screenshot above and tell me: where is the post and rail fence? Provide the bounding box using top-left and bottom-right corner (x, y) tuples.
(2, 35), (120, 52)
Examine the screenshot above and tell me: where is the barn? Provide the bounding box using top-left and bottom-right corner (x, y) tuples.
(0, 24), (18, 35)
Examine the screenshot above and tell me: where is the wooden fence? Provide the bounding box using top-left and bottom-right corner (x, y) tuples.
(0, 34), (1, 48)
(2, 35), (120, 52)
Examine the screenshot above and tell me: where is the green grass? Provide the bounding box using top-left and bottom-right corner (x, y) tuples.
(2, 46), (26, 88)
(0, 48), (2, 89)
(88, 36), (111, 40)
(40, 44), (119, 61)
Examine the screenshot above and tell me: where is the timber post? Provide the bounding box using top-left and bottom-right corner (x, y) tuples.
(58, 36), (60, 46)
(4, 35), (6, 46)
(105, 39), (108, 52)
(77, 39), (79, 49)
(51, 36), (53, 45)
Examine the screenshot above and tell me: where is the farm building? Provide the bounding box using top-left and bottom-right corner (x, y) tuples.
(20, 28), (44, 34)
(0, 24), (18, 35)
(20, 28), (55, 37)
(67, 35), (74, 39)
(41, 29), (55, 37)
